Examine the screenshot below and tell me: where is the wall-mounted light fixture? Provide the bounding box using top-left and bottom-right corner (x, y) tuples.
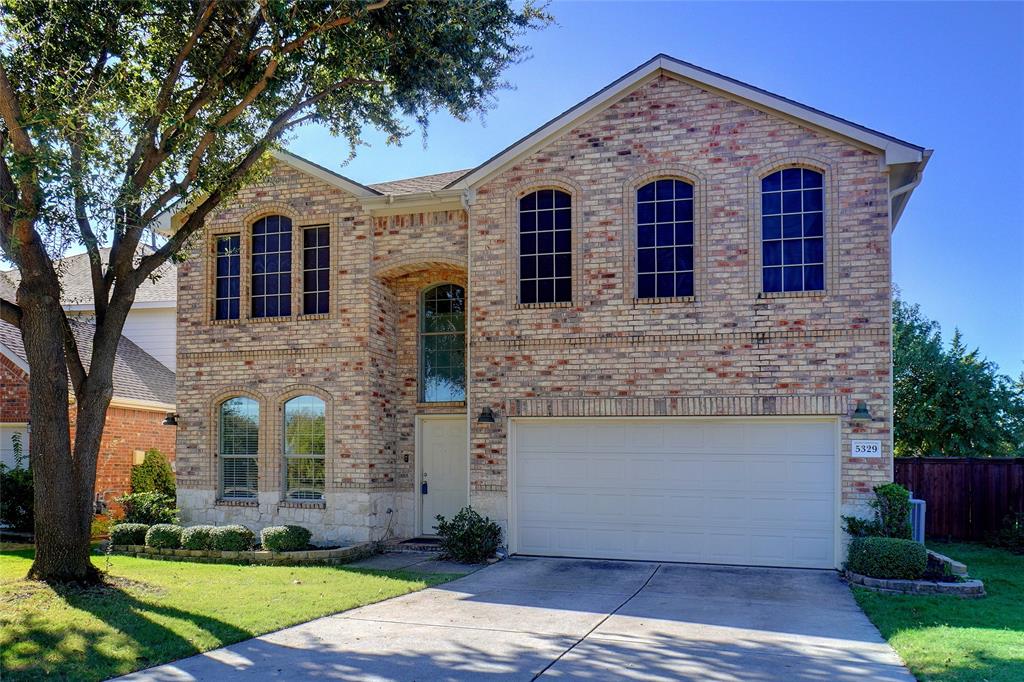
(851, 401), (872, 421)
(477, 406), (495, 423)
(162, 413), (179, 427)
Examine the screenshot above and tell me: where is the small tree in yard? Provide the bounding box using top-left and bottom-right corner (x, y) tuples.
(0, 0), (547, 583)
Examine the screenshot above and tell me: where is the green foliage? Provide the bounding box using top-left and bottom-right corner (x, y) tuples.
(261, 525), (312, 552)
(842, 483), (913, 540)
(894, 290), (1024, 456)
(109, 523), (150, 545)
(145, 524), (183, 549)
(90, 514), (114, 539)
(847, 536), (927, 579)
(435, 506), (502, 563)
(209, 525), (255, 551)
(180, 525), (217, 551)
(116, 492), (178, 525)
(988, 513), (1024, 554)
(130, 449), (175, 498)
(0, 465), (33, 533)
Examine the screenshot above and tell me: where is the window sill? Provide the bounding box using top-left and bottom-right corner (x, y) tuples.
(416, 401), (467, 411)
(279, 499), (326, 510)
(248, 314), (293, 323)
(758, 290), (826, 300)
(297, 313), (330, 321)
(633, 295), (695, 305)
(210, 317), (241, 326)
(215, 499), (257, 507)
(513, 301), (574, 310)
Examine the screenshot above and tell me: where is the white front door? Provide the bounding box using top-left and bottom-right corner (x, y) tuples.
(420, 416), (468, 536)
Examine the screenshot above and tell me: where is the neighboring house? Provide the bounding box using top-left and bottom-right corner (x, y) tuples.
(1, 247), (177, 370)
(0, 318), (176, 511)
(169, 55), (929, 569)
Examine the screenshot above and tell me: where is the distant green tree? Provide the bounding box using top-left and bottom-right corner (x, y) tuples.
(893, 290), (1024, 456)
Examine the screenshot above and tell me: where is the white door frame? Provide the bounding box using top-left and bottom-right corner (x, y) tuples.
(507, 415), (843, 569)
(415, 414), (470, 537)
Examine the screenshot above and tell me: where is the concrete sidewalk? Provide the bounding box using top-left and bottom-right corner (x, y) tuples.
(116, 556), (913, 681)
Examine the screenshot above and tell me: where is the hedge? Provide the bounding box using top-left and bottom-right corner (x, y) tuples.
(110, 523), (150, 546)
(847, 536), (927, 580)
(210, 525), (255, 551)
(180, 525), (217, 550)
(145, 524), (183, 549)
(261, 525), (312, 552)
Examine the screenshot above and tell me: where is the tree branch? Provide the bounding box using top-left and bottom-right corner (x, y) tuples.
(70, 135), (108, 322)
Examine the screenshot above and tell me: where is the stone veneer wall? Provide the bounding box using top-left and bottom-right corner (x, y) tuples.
(466, 73), (893, 529)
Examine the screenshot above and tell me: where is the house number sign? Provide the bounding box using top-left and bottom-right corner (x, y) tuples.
(851, 440), (882, 458)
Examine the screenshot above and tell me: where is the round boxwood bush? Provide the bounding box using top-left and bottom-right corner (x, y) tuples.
(210, 524), (255, 551)
(435, 506), (502, 563)
(181, 525), (217, 550)
(847, 536), (927, 579)
(110, 523), (150, 546)
(261, 525), (312, 552)
(145, 524), (183, 549)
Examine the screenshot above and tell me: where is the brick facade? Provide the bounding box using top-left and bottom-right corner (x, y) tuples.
(175, 70), (904, 550)
(1, 354), (29, 423)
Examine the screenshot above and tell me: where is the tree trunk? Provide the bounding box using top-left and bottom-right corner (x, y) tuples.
(19, 284), (101, 584)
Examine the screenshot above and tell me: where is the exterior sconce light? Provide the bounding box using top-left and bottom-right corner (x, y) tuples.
(162, 413), (179, 426)
(477, 406), (495, 423)
(851, 401), (872, 421)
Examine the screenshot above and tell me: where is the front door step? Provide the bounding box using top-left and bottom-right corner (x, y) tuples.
(392, 537), (443, 553)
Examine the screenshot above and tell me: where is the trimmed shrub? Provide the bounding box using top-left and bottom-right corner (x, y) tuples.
(988, 512), (1024, 555)
(210, 524), (255, 551)
(435, 506), (502, 564)
(117, 491), (179, 525)
(181, 525), (217, 550)
(261, 525), (312, 552)
(110, 523), (150, 545)
(847, 536), (927, 580)
(130, 448), (176, 497)
(873, 483), (912, 539)
(145, 524), (183, 549)
(0, 464), (33, 533)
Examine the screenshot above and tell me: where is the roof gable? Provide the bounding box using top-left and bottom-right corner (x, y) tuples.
(446, 54), (927, 190)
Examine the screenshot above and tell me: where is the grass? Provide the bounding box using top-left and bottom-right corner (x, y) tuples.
(853, 542), (1024, 682)
(0, 546), (458, 681)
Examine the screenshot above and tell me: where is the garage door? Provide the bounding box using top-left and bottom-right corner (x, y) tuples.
(512, 418), (837, 568)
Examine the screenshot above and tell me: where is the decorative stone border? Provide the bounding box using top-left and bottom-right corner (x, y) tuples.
(846, 570), (985, 598)
(110, 542), (377, 566)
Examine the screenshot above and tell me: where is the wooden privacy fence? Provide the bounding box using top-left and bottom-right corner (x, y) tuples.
(894, 458), (1024, 541)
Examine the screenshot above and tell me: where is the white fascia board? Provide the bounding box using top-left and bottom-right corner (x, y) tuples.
(0, 342), (29, 373)
(109, 396), (176, 413)
(362, 188), (465, 216)
(448, 55), (925, 190)
(63, 300), (175, 312)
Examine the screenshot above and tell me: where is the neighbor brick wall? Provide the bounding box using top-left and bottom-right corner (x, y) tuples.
(0, 354), (29, 422)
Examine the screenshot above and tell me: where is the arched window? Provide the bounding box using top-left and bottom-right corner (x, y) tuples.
(519, 189), (571, 304)
(420, 284), (466, 402)
(251, 215), (292, 317)
(636, 178), (694, 298)
(283, 395), (326, 500)
(219, 397), (259, 499)
(761, 168), (824, 293)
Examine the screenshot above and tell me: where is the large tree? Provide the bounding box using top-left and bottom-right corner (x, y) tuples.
(0, 0), (546, 583)
(893, 289), (1024, 457)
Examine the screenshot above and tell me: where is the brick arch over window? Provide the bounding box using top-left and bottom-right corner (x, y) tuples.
(747, 156), (838, 297)
(506, 178), (583, 308)
(622, 166), (707, 302)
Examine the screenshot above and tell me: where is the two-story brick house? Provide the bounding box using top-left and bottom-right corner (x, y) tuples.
(171, 55), (929, 569)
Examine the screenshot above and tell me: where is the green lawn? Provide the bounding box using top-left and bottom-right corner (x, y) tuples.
(0, 547), (457, 681)
(853, 543), (1024, 682)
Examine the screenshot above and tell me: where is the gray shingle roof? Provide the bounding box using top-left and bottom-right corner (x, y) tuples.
(0, 318), (175, 407)
(1, 247), (176, 307)
(368, 169), (471, 195)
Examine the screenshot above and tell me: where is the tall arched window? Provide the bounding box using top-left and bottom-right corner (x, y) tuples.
(761, 168), (824, 293)
(219, 397), (259, 499)
(283, 395), (326, 500)
(420, 284), (466, 402)
(519, 189), (571, 304)
(636, 178), (694, 298)
(251, 215), (292, 317)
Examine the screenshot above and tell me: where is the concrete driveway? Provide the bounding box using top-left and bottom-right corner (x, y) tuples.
(118, 556), (913, 681)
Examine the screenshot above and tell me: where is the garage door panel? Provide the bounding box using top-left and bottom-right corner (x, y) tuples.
(513, 419), (836, 569)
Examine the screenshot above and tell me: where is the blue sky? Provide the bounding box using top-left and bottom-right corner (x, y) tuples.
(289, 1), (1024, 376)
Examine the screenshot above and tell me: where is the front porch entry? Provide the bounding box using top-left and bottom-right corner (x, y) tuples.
(417, 415), (468, 536)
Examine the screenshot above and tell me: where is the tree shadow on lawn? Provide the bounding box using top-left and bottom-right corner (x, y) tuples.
(2, 577), (253, 682)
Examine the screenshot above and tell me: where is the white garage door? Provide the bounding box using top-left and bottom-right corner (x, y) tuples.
(512, 418), (837, 569)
